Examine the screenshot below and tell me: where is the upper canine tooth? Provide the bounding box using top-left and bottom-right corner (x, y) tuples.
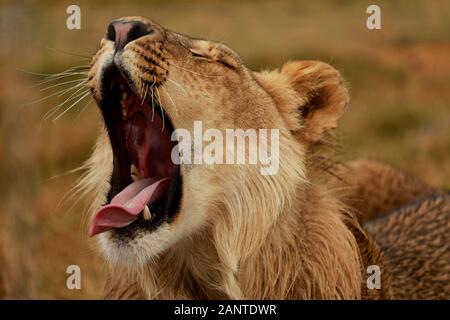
(121, 101), (128, 119)
(143, 205), (152, 220)
(130, 164), (139, 181)
(122, 92), (128, 100)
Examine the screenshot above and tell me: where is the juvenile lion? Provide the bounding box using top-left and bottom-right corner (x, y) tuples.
(79, 16), (449, 299)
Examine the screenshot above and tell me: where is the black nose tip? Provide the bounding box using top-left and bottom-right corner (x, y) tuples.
(106, 20), (150, 51)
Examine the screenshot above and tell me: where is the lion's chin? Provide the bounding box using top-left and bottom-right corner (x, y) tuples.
(97, 222), (175, 266)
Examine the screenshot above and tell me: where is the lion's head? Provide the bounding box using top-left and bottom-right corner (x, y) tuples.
(84, 16), (351, 280)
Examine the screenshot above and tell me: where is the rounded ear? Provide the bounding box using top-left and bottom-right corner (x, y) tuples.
(257, 61), (349, 144)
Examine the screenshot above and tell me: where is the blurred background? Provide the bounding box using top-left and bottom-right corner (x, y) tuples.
(0, 0), (449, 299)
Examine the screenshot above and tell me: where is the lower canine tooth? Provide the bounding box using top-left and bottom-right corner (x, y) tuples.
(143, 205), (152, 220)
(121, 102), (128, 120)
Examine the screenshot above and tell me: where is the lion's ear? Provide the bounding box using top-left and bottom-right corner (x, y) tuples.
(257, 61), (349, 144)
(281, 61), (349, 143)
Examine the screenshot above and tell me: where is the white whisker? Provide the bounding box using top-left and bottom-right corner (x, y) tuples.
(57, 80), (88, 97)
(73, 99), (93, 122)
(44, 46), (92, 60)
(150, 78), (157, 121)
(137, 78), (143, 100)
(166, 60), (221, 78)
(160, 85), (178, 115)
(154, 86), (165, 131)
(32, 72), (88, 87)
(40, 78), (87, 92)
(150, 87), (155, 122)
(42, 87), (89, 123)
(51, 84), (88, 113)
(53, 91), (91, 122)
(167, 78), (188, 97)
(19, 65), (90, 78)
(141, 82), (149, 106)
(27, 80), (86, 106)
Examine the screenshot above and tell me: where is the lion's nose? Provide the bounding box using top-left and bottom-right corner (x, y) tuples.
(106, 20), (150, 51)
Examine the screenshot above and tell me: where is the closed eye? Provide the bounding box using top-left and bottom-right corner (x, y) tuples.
(189, 48), (209, 60)
(189, 49), (237, 70)
(191, 51), (207, 59)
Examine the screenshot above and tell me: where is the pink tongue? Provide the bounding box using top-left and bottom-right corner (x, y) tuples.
(88, 178), (170, 237)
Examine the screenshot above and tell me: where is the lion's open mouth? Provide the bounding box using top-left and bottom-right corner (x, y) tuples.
(88, 67), (181, 237)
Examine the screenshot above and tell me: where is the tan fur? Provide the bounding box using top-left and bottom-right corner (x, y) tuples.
(366, 194), (450, 299)
(0, 248), (5, 299)
(78, 16), (449, 300)
(332, 159), (441, 224)
(329, 160), (449, 299)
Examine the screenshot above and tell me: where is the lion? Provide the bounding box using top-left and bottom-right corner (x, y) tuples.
(331, 159), (442, 224)
(78, 16), (450, 299)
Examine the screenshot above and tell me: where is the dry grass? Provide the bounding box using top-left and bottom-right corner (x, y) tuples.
(0, 0), (449, 299)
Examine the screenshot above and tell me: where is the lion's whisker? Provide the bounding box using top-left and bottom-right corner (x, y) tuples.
(58, 81), (87, 97)
(40, 78), (87, 92)
(44, 88), (89, 122)
(150, 79), (157, 122)
(73, 99), (93, 122)
(53, 91), (91, 122)
(27, 79), (86, 106)
(44, 46), (92, 60)
(141, 82), (149, 106)
(32, 72), (88, 87)
(20, 65), (90, 79)
(57, 80), (88, 97)
(167, 78), (188, 97)
(160, 85), (178, 115)
(166, 61), (221, 78)
(57, 84), (90, 109)
(41, 87), (89, 123)
(154, 86), (165, 131)
(137, 78), (143, 100)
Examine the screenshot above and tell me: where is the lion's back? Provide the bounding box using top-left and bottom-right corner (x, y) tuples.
(365, 194), (450, 299)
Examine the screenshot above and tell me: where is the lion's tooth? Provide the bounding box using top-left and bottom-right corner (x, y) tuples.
(122, 92), (128, 100)
(130, 164), (139, 181)
(143, 205), (152, 220)
(121, 101), (128, 120)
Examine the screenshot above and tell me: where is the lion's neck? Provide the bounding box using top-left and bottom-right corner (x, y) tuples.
(103, 142), (364, 299)
(109, 172), (363, 300)
(235, 180), (362, 299)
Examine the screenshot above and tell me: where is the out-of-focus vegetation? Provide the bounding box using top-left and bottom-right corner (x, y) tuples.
(0, 0), (449, 299)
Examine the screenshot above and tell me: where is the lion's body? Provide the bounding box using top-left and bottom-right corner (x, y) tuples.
(99, 150), (364, 299)
(333, 159), (440, 224)
(98, 158), (450, 300)
(331, 160), (449, 299)
(82, 16), (450, 300)
(333, 160), (449, 299)
(366, 194), (450, 299)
